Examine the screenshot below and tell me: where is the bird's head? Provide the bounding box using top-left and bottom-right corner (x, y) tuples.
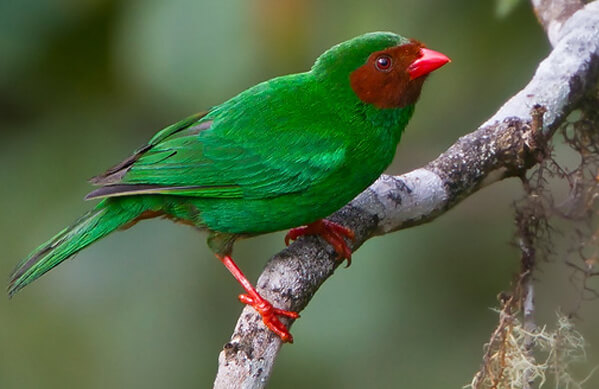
(312, 32), (450, 109)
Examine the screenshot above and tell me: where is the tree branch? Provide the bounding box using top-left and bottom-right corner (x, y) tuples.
(213, 2), (599, 387)
(532, 0), (585, 46)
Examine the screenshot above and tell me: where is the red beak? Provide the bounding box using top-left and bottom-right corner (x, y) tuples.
(407, 48), (450, 80)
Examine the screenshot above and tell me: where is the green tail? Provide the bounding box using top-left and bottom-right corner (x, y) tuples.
(8, 199), (142, 297)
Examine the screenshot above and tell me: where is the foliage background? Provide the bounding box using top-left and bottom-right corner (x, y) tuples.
(1, 0), (597, 387)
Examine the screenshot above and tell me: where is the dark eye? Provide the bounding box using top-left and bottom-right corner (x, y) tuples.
(375, 55), (392, 72)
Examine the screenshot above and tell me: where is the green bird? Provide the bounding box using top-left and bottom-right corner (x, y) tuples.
(8, 32), (449, 342)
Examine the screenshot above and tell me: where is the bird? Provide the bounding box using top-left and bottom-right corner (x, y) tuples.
(8, 31), (449, 343)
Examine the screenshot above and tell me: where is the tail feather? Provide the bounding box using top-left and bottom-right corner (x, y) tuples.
(8, 201), (139, 297)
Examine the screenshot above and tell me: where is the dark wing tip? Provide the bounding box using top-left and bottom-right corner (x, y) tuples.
(89, 144), (152, 186)
(89, 111), (210, 186)
(85, 184), (169, 200)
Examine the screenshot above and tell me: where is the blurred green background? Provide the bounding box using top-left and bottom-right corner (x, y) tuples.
(1, 0), (598, 388)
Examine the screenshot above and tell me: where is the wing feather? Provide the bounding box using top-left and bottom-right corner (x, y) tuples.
(86, 76), (346, 201)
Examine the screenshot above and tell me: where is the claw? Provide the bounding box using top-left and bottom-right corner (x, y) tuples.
(217, 254), (299, 343)
(285, 219), (355, 266)
(239, 294), (300, 319)
(238, 293), (300, 343)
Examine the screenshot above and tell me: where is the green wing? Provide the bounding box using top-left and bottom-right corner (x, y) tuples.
(87, 105), (346, 201)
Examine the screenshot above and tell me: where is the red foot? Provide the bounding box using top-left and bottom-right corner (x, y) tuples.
(217, 255), (299, 343)
(285, 219), (355, 266)
(238, 293), (299, 343)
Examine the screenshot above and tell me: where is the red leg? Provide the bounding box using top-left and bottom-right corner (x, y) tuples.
(285, 219), (355, 266)
(216, 254), (299, 343)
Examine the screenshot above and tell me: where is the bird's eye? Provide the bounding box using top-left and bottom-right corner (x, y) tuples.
(375, 55), (392, 72)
